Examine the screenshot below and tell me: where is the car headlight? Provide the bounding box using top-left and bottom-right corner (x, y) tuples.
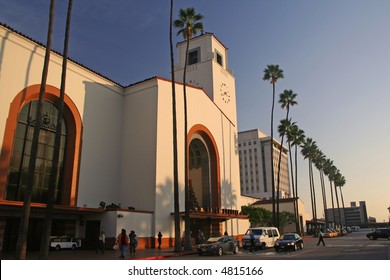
(287, 242), (295, 246)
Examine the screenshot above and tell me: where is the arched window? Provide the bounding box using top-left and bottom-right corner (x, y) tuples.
(6, 100), (67, 203)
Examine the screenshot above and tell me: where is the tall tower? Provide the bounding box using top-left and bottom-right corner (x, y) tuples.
(174, 33), (237, 124)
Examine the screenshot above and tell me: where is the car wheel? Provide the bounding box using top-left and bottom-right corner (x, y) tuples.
(72, 244), (76, 250)
(293, 244), (297, 251)
(55, 245), (61, 251)
(233, 245), (239, 254)
(369, 235), (374, 240)
(387, 236), (390, 240)
(300, 243), (304, 250)
(274, 247), (279, 252)
(260, 243), (266, 250)
(217, 247), (223, 256)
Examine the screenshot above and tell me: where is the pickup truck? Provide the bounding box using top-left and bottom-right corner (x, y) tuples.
(50, 236), (82, 251)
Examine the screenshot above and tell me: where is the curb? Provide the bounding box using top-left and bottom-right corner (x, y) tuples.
(135, 251), (198, 260)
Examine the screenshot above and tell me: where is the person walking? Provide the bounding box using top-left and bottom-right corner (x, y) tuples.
(249, 231), (256, 252)
(96, 230), (105, 254)
(157, 231), (162, 249)
(317, 229), (326, 246)
(129, 230), (138, 255)
(117, 229), (129, 258)
(197, 229), (205, 244)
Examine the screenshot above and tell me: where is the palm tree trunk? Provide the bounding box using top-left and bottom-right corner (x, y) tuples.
(339, 186), (346, 227)
(288, 142), (299, 234)
(39, 0), (73, 260)
(308, 160), (316, 233)
(294, 145), (301, 234)
(183, 36), (192, 251)
(329, 180), (336, 228)
(334, 184), (342, 229)
(276, 110), (289, 231)
(320, 170), (328, 227)
(170, 0), (181, 253)
(15, 0), (55, 260)
(270, 83), (276, 227)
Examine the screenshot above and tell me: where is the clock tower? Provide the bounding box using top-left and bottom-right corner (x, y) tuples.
(174, 33), (237, 124)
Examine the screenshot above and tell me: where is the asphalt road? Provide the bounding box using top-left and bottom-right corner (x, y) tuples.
(169, 228), (390, 260)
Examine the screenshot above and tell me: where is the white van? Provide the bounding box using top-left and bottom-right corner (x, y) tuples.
(242, 227), (280, 249)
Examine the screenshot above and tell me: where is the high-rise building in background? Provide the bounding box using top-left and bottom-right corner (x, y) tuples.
(238, 129), (290, 199)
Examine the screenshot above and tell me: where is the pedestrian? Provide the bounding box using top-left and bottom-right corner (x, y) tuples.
(117, 229), (129, 258)
(224, 231), (228, 236)
(197, 229), (205, 244)
(96, 230), (105, 254)
(129, 230), (138, 255)
(157, 231), (162, 249)
(317, 229), (326, 246)
(249, 230), (256, 252)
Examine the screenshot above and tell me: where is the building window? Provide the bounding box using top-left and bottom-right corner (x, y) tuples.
(188, 48), (200, 65)
(216, 51), (223, 66)
(6, 100), (67, 203)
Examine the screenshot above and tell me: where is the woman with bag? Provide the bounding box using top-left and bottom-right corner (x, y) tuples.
(117, 229), (129, 258)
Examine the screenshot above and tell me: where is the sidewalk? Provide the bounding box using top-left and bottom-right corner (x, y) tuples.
(1, 247), (198, 260)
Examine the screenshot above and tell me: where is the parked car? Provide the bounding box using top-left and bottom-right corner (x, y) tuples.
(274, 233), (304, 251)
(197, 236), (239, 256)
(50, 235), (81, 251)
(322, 229), (336, 238)
(366, 228), (390, 240)
(242, 227), (280, 249)
(351, 226), (360, 232)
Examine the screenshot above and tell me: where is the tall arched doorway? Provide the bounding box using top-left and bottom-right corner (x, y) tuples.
(188, 125), (220, 239)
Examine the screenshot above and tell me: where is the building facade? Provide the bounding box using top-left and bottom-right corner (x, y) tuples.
(238, 129), (290, 199)
(0, 24), (254, 252)
(325, 201), (368, 227)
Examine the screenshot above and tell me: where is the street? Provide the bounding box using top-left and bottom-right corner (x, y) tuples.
(169, 228), (390, 260)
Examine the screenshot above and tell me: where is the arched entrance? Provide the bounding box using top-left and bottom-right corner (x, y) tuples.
(188, 125), (220, 240)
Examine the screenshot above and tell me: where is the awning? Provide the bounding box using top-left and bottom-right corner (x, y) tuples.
(174, 210), (248, 221)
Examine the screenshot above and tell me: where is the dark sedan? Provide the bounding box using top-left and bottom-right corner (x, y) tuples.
(274, 233), (304, 251)
(366, 228), (390, 240)
(198, 236), (240, 256)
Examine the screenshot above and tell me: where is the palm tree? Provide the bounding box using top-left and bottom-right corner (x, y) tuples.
(15, 0), (56, 260)
(174, 7), (204, 251)
(276, 90), (297, 229)
(170, 0), (181, 253)
(337, 175), (347, 227)
(39, 0), (73, 260)
(323, 158), (336, 228)
(300, 137), (319, 232)
(262, 64), (284, 227)
(288, 125), (305, 234)
(313, 149), (328, 228)
(333, 170), (344, 230)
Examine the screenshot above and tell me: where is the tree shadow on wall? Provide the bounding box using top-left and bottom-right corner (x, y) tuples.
(220, 179), (237, 210)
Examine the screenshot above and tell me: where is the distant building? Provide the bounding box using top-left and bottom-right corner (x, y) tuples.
(326, 201), (368, 226)
(238, 129), (290, 199)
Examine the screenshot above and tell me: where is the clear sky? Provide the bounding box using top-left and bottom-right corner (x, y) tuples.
(1, 0), (389, 222)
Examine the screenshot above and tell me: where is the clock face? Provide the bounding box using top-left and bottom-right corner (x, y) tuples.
(220, 82), (230, 103)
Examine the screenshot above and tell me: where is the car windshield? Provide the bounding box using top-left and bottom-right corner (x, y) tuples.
(205, 237), (221, 244)
(246, 229), (263, 235)
(281, 234), (295, 240)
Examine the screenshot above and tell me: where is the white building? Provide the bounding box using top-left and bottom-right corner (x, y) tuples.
(0, 24), (254, 252)
(238, 129), (290, 200)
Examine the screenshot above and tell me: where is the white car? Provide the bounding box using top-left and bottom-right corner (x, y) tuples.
(50, 236), (81, 251)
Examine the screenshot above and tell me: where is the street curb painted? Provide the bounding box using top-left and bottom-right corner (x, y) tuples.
(135, 251), (198, 260)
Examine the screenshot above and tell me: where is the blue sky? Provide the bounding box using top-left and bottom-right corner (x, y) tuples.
(1, 0), (389, 222)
